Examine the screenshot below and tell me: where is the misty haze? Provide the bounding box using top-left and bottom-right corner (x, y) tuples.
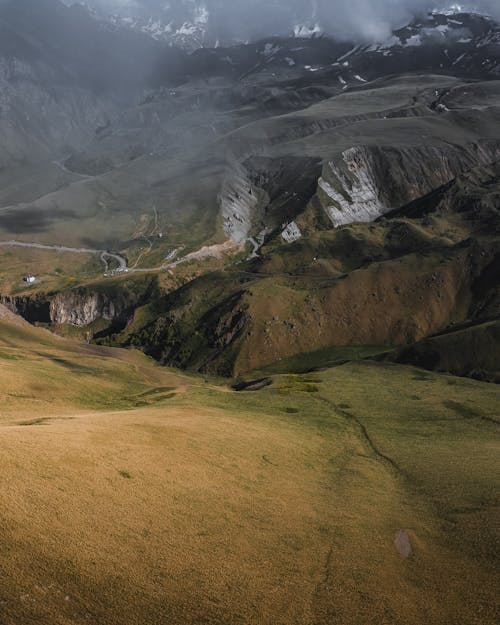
(0, 1), (498, 624)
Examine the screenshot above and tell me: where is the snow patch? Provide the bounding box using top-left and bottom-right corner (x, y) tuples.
(293, 23), (322, 38)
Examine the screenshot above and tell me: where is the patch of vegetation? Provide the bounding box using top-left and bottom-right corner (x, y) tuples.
(138, 386), (177, 398)
(252, 345), (392, 375)
(17, 418), (51, 426)
(0, 350), (21, 360)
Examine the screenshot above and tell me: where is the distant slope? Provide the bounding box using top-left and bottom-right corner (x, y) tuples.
(95, 158), (500, 377)
(386, 319), (500, 382)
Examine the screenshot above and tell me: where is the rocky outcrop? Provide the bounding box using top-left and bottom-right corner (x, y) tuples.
(219, 162), (261, 243)
(317, 142), (500, 227)
(281, 221), (302, 243)
(49, 291), (126, 326)
(1, 276), (157, 329)
(1, 291), (125, 327)
(220, 156), (322, 244)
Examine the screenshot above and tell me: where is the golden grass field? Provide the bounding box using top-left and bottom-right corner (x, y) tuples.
(0, 306), (498, 625)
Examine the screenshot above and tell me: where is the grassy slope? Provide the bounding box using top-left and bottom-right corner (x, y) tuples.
(0, 314), (498, 625)
(0, 313), (188, 417)
(388, 319), (500, 382)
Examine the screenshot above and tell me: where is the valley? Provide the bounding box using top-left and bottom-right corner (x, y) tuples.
(3, 71), (500, 376)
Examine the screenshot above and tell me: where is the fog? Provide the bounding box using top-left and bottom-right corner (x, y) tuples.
(87, 0), (500, 41)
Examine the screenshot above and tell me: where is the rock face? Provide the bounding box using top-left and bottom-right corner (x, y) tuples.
(1, 291), (125, 327)
(317, 142), (500, 227)
(49, 291), (123, 326)
(281, 221), (302, 243)
(220, 156), (322, 244)
(1, 277), (157, 330)
(220, 163), (260, 243)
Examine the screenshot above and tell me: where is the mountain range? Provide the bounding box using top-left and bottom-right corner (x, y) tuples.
(62, 0), (358, 48)
(0, 0), (498, 380)
(64, 1), (500, 49)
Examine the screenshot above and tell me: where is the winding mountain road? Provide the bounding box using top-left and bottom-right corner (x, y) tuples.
(0, 240), (127, 273)
(0, 237), (242, 278)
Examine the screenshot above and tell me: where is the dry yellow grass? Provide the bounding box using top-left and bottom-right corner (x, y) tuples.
(0, 310), (187, 420)
(0, 313), (498, 625)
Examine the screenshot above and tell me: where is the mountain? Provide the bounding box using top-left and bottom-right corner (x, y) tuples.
(0, 0), (185, 169)
(63, 0), (329, 49)
(0, 3), (499, 380)
(63, 1), (500, 51)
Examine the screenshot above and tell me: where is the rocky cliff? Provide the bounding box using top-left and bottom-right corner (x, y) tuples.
(49, 291), (128, 327)
(1, 276), (157, 332)
(316, 141), (500, 227)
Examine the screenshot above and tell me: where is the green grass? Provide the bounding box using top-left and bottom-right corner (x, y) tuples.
(250, 344), (391, 375)
(0, 318), (185, 416)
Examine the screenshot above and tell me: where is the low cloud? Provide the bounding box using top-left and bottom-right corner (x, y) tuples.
(82, 1), (500, 42)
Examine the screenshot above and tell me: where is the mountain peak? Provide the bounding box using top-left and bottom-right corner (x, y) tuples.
(60, 2), (500, 51)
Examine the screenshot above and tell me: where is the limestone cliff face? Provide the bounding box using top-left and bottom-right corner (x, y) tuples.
(1, 291), (127, 327)
(219, 162), (261, 244)
(1, 277), (156, 329)
(220, 156), (322, 244)
(49, 291), (126, 326)
(317, 142), (500, 227)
